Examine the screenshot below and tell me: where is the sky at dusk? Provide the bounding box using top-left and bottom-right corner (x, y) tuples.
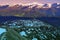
(0, 0), (60, 5)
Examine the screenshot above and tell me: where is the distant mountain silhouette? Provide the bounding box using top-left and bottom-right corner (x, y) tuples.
(57, 4), (60, 8)
(0, 5), (9, 9)
(43, 4), (49, 8)
(51, 3), (60, 8)
(0, 4), (60, 17)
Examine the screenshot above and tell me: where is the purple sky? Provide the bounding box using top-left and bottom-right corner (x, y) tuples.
(0, 0), (60, 5)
